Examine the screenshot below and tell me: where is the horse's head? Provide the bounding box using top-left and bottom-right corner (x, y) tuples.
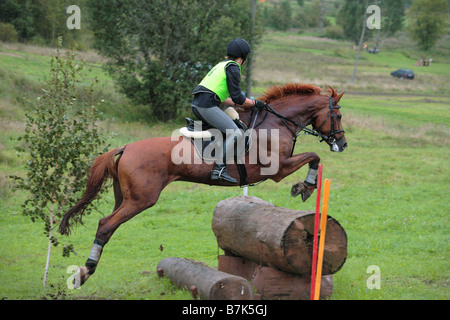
(259, 83), (348, 153)
(312, 86), (347, 152)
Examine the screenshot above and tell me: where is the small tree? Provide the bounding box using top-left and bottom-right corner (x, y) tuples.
(11, 38), (109, 286)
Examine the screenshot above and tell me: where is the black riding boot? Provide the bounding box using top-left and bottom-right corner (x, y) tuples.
(211, 136), (238, 184)
(211, 163), (237, 184)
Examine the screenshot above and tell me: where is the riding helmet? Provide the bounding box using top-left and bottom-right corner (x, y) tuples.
(226, 38), (251, 62)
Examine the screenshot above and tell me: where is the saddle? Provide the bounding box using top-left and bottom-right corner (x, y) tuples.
(179, 107), (250, 186)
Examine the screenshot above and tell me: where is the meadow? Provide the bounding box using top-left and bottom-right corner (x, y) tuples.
(0, 31), (449, 300)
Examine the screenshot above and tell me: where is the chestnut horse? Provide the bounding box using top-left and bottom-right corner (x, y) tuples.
(59, 83), (347, 287)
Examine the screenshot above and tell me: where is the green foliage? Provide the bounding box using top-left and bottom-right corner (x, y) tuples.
(337, 0), (405, 45)
(337, 0), (370, 44)
(266, 0), (330, 31)
(323, 24), (345, 40)
(0, 22), (18, 42)
(407, 0), (448, 54)
(266, 0), (293, 31)
(10, 38), (109, 257)
(88, 0), (263, 122)
(0, 0), (42, 41)
(0, 0), (91, 48)
(380, 0), (406, 38)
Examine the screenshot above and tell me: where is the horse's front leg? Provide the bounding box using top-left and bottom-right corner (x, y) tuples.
(272, 152), (320, 202)
(290, 162), (320, 202)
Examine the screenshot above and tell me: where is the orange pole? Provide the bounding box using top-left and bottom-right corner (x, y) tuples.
(310, 164), (323, 300)
(314, 179), (331, 300)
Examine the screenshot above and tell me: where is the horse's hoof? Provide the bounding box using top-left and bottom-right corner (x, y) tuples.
(301, 183), (316, 202)
(73, 266), (90, 288)
(291, 182), (305, 197)
(291, 182), (316, 202)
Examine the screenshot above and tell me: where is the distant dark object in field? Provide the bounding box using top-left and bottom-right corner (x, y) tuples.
(368, 46), (379, 54)
(391, 68), (415, 80)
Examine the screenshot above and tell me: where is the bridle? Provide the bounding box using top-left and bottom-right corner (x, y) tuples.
(312, 96), (345, 142)
(250, 96), (345, 156)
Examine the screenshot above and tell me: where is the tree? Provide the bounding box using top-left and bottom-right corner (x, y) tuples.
(0, 0), (43, 42)
(267, 0), (293, 31)
(37, 0), (70, 45)
(87, 0), (263, 122)
(377, 0), (406, 48)
(407, 0), (447, 55)
(338, 0), (406, 49)
(337, 0), (367, 44)
(11, 38), (109, 286)
(292, 0), (330, 30)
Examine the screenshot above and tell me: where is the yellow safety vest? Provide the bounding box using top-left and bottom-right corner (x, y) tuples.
(198, 60), (241, 102)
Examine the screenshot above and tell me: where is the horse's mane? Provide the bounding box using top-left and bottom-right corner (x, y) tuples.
(259, 83), (335, 103)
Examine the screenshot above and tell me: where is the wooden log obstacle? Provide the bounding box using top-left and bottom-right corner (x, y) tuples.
(157, 257), (254, 300)
(157, 196), (347, 300)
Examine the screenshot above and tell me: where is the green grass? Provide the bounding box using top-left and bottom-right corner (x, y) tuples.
(0, 31), (449, 300)
(343, 95), (450, 127)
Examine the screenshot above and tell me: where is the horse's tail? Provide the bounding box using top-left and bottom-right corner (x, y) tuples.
(59, 146), (124, 235)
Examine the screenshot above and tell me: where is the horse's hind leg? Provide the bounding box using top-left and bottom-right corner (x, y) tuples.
(76, 178), (123, 286)
(112, 178), (123, 211)
(75, 199), (155, 287)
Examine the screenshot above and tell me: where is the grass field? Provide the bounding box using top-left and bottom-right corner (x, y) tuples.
(0, 31), (449, 300)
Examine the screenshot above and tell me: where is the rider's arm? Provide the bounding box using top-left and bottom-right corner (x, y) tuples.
(222, 97), (255, 109)
(238, 97), (256, 109)
(225, 63), (255, 110)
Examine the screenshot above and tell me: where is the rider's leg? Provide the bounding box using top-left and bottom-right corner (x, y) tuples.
(192, 106), (240, 184)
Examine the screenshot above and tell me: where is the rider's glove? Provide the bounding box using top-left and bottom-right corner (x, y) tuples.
(254, 100), (266, 110)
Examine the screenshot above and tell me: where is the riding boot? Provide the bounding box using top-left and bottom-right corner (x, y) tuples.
(211, 135), (238, 184)
(211, 163), (237, 184)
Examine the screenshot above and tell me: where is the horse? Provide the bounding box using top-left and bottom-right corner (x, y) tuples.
(59, 83), (347, 287)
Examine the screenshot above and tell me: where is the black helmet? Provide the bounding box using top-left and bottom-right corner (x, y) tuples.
(226, 38), (251, 62)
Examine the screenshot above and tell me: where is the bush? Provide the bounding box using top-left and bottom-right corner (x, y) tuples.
(323, 24), (344, 40)
(0, 23), (18, 42)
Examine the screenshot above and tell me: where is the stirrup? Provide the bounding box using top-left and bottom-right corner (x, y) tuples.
(211, 165), (237, 184)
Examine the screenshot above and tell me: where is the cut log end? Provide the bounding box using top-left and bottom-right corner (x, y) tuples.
(209, 277), (253, 300)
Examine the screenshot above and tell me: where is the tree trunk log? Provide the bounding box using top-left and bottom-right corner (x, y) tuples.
(157, 257), (254, 300)
(212, 196), (347, 276)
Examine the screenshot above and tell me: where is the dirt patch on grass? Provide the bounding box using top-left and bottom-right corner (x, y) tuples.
(0, 52), (24, 58)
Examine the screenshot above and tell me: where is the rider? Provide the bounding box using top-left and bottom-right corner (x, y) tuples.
(191, 38), (265, 184)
